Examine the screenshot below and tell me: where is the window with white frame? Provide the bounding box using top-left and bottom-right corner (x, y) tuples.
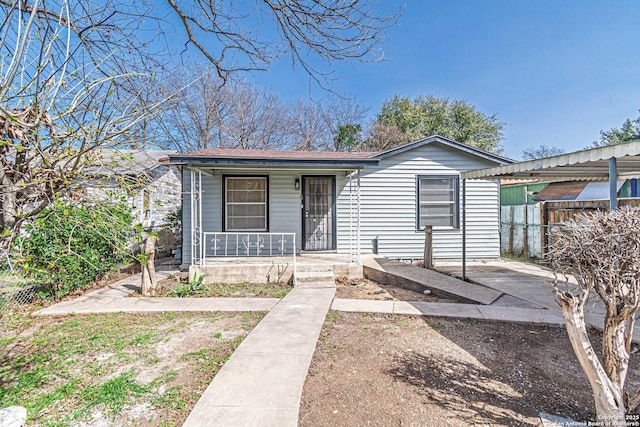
(417, 176), (459, 229)
(225, 177), (268, 231)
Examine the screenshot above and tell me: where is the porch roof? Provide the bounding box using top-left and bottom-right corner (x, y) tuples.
(168, 148), (378, 168)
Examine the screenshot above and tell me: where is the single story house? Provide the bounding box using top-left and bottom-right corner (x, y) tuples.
(168, 136), (513, 272)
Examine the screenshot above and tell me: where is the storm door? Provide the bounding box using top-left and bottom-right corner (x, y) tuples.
(302, 176), (336, 251)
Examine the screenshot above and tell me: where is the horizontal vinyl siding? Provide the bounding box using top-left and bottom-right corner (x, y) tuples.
(335, 174), (355, 253)
(183, 168), (353, 265)
(355, 142), (501, 260)
(267, 173), (301, 249)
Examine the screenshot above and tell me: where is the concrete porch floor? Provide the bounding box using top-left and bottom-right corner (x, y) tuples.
(190, 253), (363, 285)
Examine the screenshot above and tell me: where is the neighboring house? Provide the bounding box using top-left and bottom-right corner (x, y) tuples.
(501, 179), (639, 206)
(81, 150), (181, 230)
(169, 136), (512, 270)
(532, 180), (635, 202)
(500, 180), (549, 206)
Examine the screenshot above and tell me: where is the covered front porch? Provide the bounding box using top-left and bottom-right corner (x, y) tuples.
(170, 148), (379, 283)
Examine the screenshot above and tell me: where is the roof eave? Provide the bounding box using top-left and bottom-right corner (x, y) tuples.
(167, 155), (378, 168)
(372, 135), (514, 165)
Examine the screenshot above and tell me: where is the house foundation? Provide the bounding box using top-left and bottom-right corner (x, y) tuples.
(188, 254), (362, 285)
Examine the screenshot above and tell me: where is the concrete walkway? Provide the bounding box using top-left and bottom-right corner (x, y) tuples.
(182, 286), (335, 427)
(331, 299), (564, 326)
(35, 269), (278, 315)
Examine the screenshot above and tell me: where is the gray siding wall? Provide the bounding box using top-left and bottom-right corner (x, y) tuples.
(347, 143), (501, 260)
(181, 168), (352, 268)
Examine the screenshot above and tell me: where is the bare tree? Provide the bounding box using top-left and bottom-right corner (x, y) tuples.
(165, 1), (399, 85)
(522, 145), (565, 160)
(288, 95), (368, 151)
(0, 0), (165, 249)
(324, 96), (368, 151)
(161, 72), (294, 151)
(1, 0), (396, 250)
(223, 84), (292, 149)
(361, 122), (410, 151)
(288, 99), (330, 151)
(549, 207), (640, 424)
(159, 66), (229, 151)
(159, 66), (370, 152)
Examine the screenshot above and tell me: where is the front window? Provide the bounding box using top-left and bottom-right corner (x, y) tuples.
(225, 177), (267, 231)
(417, 176), (459, 229)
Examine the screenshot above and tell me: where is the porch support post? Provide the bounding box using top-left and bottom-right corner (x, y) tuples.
(190, 168), (203, 266)
(609, 157), (618, 210)
(462, 178), (467, 281)
(356, 169), (361, 263)
(349, 171), (354, 264)
(292, 236), (297, 286)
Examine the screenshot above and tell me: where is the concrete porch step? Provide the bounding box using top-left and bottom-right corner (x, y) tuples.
(294, 271), (336, 288)
(295, 264), (334, 273)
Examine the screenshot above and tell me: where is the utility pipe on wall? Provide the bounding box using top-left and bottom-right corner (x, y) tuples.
(462, 178), (467, 281)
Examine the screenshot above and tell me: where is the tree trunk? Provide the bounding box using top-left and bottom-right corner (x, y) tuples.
(603, 312), (631, 398)
(0, 172), (16, 231)
(140, 235), (157, 296)
(557, 293), (625, 424)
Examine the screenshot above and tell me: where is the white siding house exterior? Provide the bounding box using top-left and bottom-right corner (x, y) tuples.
(169, 136), (512, 269)
(82, 150), (182, 229)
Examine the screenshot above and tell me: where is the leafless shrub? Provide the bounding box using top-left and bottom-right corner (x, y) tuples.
(549, 207), (640, 423)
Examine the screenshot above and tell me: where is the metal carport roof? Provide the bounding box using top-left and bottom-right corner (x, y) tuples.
(461, 140), (640, 181)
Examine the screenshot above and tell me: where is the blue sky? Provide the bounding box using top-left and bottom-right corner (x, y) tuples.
(251, 1), (640, 159)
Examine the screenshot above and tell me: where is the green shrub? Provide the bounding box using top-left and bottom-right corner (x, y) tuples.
(164, 206), (182, 235)
(169, 274), (206, 297)
(16, 199), (135, 298)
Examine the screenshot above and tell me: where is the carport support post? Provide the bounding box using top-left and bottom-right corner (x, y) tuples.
(462, 178), (467, 281)
(609, 157), (618, 210)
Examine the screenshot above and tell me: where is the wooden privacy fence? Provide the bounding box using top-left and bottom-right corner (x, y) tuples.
(501, 198), (640, 259)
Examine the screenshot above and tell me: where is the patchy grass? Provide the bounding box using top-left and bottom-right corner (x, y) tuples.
(159, 275), (292, 299)
(0, 311), (263, 426)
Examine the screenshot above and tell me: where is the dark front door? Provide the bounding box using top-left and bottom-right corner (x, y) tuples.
(302, 176), (336, 251)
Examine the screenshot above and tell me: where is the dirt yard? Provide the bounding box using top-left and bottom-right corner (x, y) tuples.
(334, 276), (463, 303)
(299, 312), (640, 426)
(0, 311), (263, 426)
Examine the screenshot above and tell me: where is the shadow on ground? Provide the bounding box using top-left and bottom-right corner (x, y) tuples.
(387, 316), (603, 425)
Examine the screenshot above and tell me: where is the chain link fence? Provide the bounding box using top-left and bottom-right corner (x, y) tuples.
(1, 283), (41, 308)
(0, 250), (40, 319)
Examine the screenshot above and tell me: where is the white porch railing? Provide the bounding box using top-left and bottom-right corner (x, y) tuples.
(200, 232), (297, 281)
